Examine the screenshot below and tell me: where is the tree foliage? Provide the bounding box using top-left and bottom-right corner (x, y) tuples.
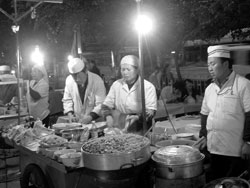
(2, 0), (250, 67)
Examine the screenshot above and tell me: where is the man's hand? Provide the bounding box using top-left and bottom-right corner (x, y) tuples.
(193, 136), (207, 150)
(126, 115), (139, 124)
(68, 112), (79, 123)
(106, 115), (114, 127)
(241, 142), (250, 160)
(146, 109), (155, 119)
(123, 115), (139, 132)
(80, 115), (93, 124)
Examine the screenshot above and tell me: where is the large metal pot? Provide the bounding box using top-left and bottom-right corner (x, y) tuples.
(81, 134), (151, 171)
(152, 145), (205, 179)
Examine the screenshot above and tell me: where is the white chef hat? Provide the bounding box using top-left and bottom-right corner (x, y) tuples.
(68, 57), (86, 74)
(0, 65), (10, 72)
(207, 45), (230, 58)
(120, 55), (139, 67)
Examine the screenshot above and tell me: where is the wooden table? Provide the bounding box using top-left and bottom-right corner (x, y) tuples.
(155, 101), (201, 120)
(153, 115), (201, 139)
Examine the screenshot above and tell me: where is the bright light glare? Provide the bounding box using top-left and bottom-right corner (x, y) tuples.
(68, 55), (73, 61)
(171, 51), (176, 54)
(31, 46), (44, 66)
(135, 14), (153, 35)
(11, 70), (15, 75)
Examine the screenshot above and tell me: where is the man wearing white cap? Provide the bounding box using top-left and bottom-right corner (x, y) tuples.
(62, 57), (106, 124)
(198, 45), (250, 180)
(101, 55), (157, 135)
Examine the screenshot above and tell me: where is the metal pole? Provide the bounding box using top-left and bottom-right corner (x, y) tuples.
(14, 0), (21, 124)
(136, 0), (147, 134)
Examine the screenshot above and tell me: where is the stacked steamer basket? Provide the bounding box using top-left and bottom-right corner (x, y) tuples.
(152, 145), (206, 188)
(80, 134), (152, 188)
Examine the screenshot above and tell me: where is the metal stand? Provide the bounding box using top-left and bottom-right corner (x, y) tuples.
(136, 0), (147, 134)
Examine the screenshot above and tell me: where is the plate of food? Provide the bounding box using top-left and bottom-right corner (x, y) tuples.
(39, 135), (68, 148)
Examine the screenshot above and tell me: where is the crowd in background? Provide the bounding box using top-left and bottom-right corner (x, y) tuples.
(148, 63), (204, 104)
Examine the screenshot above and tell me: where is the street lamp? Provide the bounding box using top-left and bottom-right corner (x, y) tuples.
(134, 14), (153, 35)
(31, 46), (44, 66)
(134, 0), (154, 134)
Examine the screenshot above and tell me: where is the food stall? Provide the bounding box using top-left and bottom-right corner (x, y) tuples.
(1, 120), (154, 188)
(2, 112), (249, 188)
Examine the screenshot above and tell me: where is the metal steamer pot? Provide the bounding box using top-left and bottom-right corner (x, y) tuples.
(152, 145), (205, 179)
(81, 134), (151, 171)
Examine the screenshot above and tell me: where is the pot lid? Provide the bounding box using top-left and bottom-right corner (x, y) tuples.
(152, 145), (202, 165)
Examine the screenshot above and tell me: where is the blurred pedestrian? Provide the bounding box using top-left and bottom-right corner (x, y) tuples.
(160, 81), (186, 103)
(161, 63), (175, 87)
(148, 66), (162, 98)
(26, 64), (50, 127)
(87, 60), (101, 76)
(183, 79), (202, 104)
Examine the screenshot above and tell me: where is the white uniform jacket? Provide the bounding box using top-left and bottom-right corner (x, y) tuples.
(201, 71), (250, 156)
(103, 77), (157, 114)
(62, 71), (106, 118)
(27, 78), (50, 120)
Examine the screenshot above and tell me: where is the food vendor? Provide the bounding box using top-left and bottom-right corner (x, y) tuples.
(198, 45), (250, 180)
(101, 55), (157, 135)
(26, 64), (50, 127)
(62, 57), (106, 124)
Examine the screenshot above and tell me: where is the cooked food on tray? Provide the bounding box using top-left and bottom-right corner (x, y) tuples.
(40, 135), (67, 148)
(82, 134), (149, 154)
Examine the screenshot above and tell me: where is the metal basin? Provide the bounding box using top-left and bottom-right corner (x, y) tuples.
(81, 134), (151, 171)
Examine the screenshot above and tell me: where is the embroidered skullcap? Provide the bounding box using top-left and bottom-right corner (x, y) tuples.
(68, 57), (86, 74)
(207, 45), (230, 58)
(120, 55), (139, 67)
(0, 65), (10, 72)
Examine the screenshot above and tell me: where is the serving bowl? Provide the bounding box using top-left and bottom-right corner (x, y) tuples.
(60, 152), (81, 167)
(54, 149), (76, 162)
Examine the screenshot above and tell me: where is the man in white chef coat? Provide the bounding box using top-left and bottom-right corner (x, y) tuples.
(101, 55), (157, 134)
(62, 57), (106, 124)
(199, 45), (250, 180)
